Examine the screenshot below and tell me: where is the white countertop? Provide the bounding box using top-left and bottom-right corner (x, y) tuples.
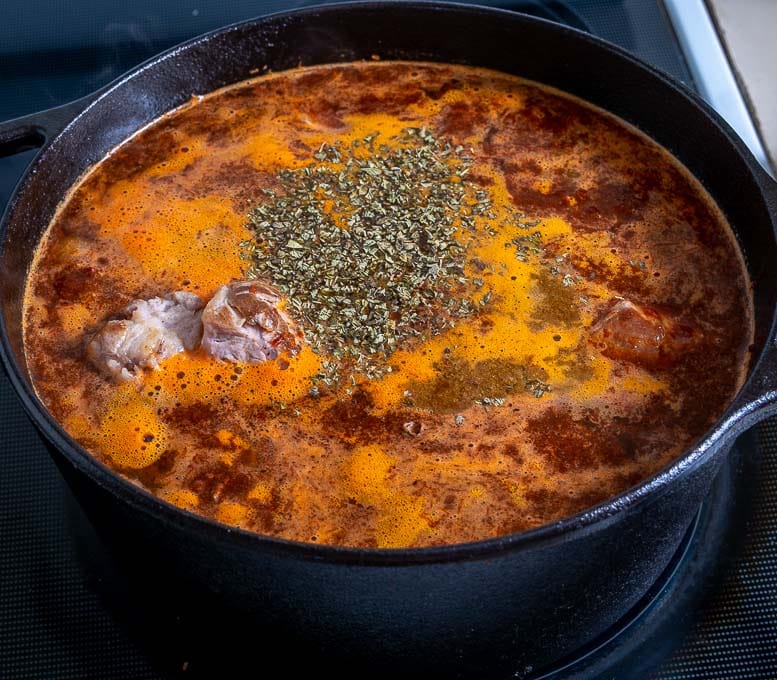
(707, 0), (777, 173)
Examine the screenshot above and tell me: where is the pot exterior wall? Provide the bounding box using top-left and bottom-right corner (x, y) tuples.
(51, 437), (726, 677)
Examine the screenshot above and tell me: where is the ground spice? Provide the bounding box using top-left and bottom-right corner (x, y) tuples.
(407, 357), (551, 412)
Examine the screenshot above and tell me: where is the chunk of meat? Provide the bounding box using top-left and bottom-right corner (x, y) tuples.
(87, 292), (204, 381)
(295, 99), (346, 131)
(589, 299), (699, 368)
(201, 280), (302, 363)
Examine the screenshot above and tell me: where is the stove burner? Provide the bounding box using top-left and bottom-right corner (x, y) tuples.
(512, 0), (590, 31)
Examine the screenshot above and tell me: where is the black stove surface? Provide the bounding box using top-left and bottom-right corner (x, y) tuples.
(1, 1), (776, 678)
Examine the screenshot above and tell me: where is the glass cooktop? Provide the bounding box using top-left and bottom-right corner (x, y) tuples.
(1, 1), (775, 678)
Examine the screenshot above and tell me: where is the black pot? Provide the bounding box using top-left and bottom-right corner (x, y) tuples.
(2, 3), (777, 677)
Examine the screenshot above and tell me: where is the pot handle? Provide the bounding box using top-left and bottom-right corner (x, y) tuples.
(0, 93), (99, 158)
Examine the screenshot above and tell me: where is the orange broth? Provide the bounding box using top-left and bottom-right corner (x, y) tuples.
(23, 62), (752, 548)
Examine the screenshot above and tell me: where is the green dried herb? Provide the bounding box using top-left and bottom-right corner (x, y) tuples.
(245, 128), (490, 387)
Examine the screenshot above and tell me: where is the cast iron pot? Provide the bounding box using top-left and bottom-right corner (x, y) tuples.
(2, 3), (777, 677)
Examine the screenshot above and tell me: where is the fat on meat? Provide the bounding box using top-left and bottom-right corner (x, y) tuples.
(201, 280), (302, 363)
(87, 292), (204, 381)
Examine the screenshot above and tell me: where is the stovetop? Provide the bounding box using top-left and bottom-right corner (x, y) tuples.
(1, 1), (776, 678)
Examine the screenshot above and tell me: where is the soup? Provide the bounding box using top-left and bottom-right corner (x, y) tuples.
(23, 62), (752, 548)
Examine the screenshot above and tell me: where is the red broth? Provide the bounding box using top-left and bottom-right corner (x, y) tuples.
(23, 62), (752, 548)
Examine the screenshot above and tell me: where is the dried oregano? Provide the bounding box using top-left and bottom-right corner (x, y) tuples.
(245, 128), (493, 387)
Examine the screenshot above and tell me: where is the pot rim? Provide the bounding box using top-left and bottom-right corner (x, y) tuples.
(1, 0), (775, 566)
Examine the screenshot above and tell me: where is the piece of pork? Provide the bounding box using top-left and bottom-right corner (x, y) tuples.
(589, 299), (699, 369)
(87, 292), (204, 381)
(201, 280), (302, 363)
